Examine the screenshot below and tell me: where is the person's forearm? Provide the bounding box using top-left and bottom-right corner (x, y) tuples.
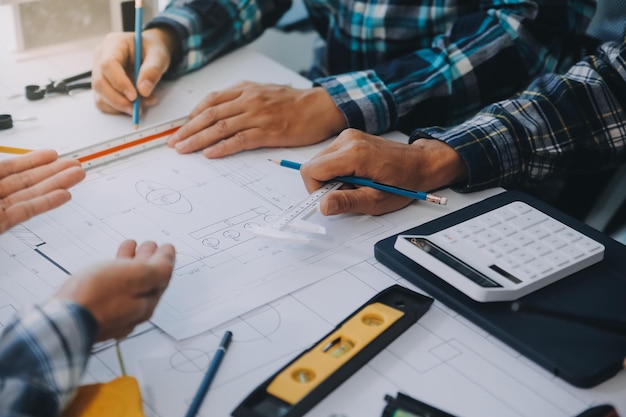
(412, 39), (626, 192)
(316, 0), (595, 135)
(0, 300), (97, 416)
(147, 0), (291, 77)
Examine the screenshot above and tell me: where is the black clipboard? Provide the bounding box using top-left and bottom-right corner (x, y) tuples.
(374, 190), (626, 388)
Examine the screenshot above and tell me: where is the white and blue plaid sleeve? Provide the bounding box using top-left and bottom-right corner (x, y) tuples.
(412, 37), (626, 192)
(0, 299), (98, 417)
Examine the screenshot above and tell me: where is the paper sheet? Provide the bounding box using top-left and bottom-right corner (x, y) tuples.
(8, 142), (397, 339)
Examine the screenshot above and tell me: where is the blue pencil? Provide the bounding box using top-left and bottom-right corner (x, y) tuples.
(269, 159), (447, 205)
(184, 330), (233, 417)
(132, 0), (143, 129)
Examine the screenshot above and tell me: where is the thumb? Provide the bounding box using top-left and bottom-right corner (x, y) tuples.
(319, 189), (365, 215)
(320, 188), (411, 216)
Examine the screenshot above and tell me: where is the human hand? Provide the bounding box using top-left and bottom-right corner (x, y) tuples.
(92, 28), (178, 116)
(299, 129), (468, 215)
(167, 81), (348, 158)
(55, 240), (176, 341)
(0, 149), (85, 234)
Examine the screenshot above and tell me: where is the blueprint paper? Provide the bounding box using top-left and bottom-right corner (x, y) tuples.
(5, 142), (396, 339)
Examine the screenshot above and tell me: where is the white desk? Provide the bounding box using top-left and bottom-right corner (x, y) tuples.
(0, 44), (624, 417)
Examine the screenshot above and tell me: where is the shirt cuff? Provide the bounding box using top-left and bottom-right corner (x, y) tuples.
(314, 70), (397, 134)
(410, 112), (521, 192)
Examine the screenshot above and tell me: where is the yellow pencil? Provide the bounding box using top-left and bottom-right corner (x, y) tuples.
(0, 146), (32, 155)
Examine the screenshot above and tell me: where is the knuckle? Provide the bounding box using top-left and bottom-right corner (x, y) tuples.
(91, 76), (105, 91)
(233, 130), (251, 149)
(201, 106), (219, 124)
(215, 118), (229, 134)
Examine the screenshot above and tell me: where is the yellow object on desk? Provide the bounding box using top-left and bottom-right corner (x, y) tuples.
(0, 145), (32, 155)
(61, 376), (145, 417)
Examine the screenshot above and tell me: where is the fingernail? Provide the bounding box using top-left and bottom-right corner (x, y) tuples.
(124, 89), (136, 102)
(324, 199), (340, 215)
(174, 142), (187, 153)
(138, 80), (154, 95)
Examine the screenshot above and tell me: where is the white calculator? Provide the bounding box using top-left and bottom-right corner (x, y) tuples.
(394, 201), (605, 302)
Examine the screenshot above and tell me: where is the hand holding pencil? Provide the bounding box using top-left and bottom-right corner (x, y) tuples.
(92, 26), (178, 118)
(298, 129), (468, 216)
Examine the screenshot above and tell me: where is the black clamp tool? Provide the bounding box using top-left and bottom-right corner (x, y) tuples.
(25, 70), (92, 101)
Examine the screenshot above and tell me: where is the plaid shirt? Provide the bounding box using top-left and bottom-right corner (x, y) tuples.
(412, 34), (626, 192)
(0, 300), (97, 417)
(148, 0), (595, 134)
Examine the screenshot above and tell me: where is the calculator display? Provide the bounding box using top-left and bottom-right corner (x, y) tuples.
(407, 237), (501, 288)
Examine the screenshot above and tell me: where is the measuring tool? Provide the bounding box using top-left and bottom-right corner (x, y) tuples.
(251, 181), (344, 241)
(232, 285), (433, 417)
(61, 116), (187, 169)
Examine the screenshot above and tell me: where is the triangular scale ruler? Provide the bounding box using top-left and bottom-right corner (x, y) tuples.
(61, 116), (188, 169)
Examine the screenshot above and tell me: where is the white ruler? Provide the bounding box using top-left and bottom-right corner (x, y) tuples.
(253, 181), (344, 241)
(61, 116), (188, 169)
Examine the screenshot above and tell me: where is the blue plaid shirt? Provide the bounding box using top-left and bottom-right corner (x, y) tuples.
(412, 34), (626, 192)
(0, 300), (97, 417)
(147, 0), (595, 135)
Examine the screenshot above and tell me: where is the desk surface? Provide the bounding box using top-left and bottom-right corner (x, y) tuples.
(0, 44), (624, 417)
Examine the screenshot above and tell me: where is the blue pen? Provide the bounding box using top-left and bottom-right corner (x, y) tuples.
(132, 0), (143, 129)
(269, 159), (447, 205)
(184, 330), (233, 417)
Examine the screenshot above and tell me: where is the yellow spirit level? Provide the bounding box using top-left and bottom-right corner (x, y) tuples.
(232, 285), (433, 417)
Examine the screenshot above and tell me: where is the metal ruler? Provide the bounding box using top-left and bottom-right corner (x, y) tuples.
(61, 116), (188, 169)
(253, 181), (344, 241)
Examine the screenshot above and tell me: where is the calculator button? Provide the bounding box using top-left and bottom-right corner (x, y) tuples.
(543, 219), (565, 233)
(515, 265), (538, 281)
(478, 213), (501, 228)
(528, 259), (554, 275)
(511, 210), (547, 229)
(497, 240), (517, 253)
(466, 235), (486, 248)
(482, 246), (503, 258)
(527, 242), (551, 257)
(509, 232), (533, 246)
(558, 229), (583, 242)
(576, 237), (603, 253)
(544, 235), (567, 249)
(509, 248), (535, 264)
(463, 221), (484, 234)
(449, 226), (470, 239)
(561, 245), (585, 259)
(497, 257), (520, 270)
(493, 223), (516, 236)
(527, 224), (550, 240)
(544, 252), (570, 267)
(509, 202), (533, 214)
(493, 207), (516, 221)
(477, 230), (501, 244)
(438, 232), (457, 243)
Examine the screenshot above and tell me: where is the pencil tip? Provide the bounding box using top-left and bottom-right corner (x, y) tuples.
(133, 125), (139, 130)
